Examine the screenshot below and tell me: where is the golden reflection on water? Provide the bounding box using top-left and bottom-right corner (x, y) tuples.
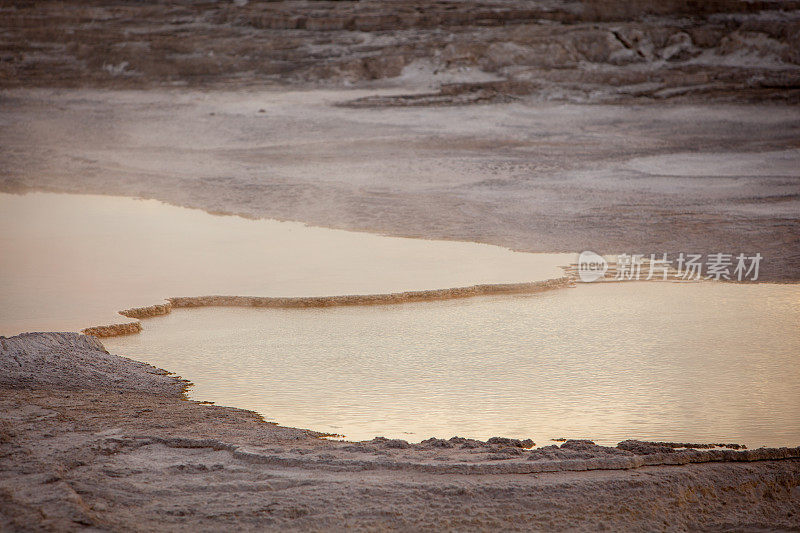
(0, 192), (567, 336)
(104, 282), (800, 447)
(3, 192), (798, 447)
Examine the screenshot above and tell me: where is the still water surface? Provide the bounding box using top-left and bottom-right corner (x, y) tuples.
(2, 192), (798, 447)
(0, 192), (566, 335)
(105, 282), (800, 447)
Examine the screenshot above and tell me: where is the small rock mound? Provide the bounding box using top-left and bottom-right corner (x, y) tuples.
(0, 332), (186, 396)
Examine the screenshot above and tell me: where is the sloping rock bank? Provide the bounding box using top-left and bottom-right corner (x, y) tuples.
(1, 332), (799, 530)
(0, 333), (182, 394)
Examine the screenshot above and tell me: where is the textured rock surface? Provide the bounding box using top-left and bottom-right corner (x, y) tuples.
(1, 332), (799, 530)
(1, 0), (799, 103)
(0, 332), (181, 393)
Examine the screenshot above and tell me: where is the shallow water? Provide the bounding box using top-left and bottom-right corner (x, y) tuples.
(104, 282), (800, 448)
(0, 192), (567, 336)
(3, 192), (798, 447)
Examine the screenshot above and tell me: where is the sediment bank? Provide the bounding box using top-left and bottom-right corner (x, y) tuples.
(83, 277), (573, 337)
(1, 331), (799, 531)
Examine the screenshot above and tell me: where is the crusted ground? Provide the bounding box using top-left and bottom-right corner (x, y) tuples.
(1, 333), (799, 531)
(2, 0), (799, 103)
(2, 88), (798, 280)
